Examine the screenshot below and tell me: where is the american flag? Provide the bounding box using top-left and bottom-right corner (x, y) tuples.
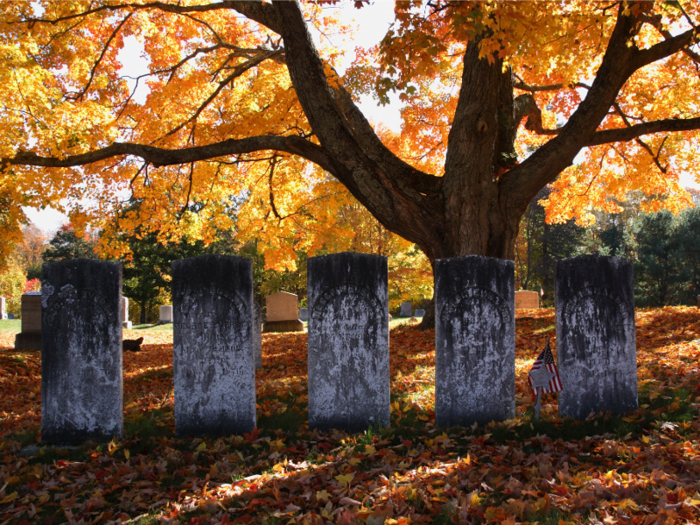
(529, 339), (563, 394)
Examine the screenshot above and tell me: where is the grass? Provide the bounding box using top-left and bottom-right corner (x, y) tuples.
(0, 319), (21, 333)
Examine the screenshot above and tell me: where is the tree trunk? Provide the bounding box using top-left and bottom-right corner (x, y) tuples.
(139, 301), (147, 325)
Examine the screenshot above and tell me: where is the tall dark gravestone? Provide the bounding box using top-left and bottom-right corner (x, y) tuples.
(172, 255), (256, 437)
(556, 255), (638, 419)
(307, 252), (390, 431)
(435, 256), (515, 426)
(41, 259), (122, 444)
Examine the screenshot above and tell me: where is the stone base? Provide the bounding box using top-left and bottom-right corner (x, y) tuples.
(123, 321), (133, 329)
(262, 320), (304, 333)
(15, 332), (42, 350)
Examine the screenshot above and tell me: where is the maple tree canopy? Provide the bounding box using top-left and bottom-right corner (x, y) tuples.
(1, 0), (700, 277)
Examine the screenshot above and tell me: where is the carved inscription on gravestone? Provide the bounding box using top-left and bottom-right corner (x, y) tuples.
(41, 259), (122, 444)
(435, 256), (515, 426)
(556, 255), (638, 419)
(173, 255), (255, 437)
(308, 252), (390, 431)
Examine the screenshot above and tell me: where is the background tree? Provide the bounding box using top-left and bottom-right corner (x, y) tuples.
(42, 224), (98, 263)
(514, 187), (585, 302)
(2, 1), (700, 328)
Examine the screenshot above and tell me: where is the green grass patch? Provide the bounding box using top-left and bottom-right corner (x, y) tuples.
(0, 319), (22, 333)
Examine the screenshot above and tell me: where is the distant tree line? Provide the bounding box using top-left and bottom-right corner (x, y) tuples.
(516, 187), (700, 307)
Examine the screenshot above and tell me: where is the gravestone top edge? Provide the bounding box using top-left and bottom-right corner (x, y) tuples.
(308, 251), (388, 263)
(268, 291), (298, 298)
(24, 291), (41, 296)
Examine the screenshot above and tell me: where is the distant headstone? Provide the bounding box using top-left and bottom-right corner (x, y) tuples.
(556, 255), (638, 419)
(7, 312), (14, 319)
(120, 296), (132, 329)
(41, 259), (123, 444)
(173, 254), (256, 437)
(400, 302), (412, 317)
(263, 292), (303, 332)
(299, 307), (308, 321)
(308, 252), (390, 431)
(159, 305), (173, 324)
(388, 313), (392, 322)
(14, 292), (43, 350)
(253, 301), (262, 370)
(435, 255), (515, 427)
(415, 308), (425, 317)
(0, 296), (5, 319)
(515, 290), (539, 309)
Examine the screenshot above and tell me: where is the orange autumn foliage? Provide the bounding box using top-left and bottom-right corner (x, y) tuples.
(0, 1), (699, 270)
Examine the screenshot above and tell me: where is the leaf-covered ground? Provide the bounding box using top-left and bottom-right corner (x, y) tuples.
(1, 307), (699, 524)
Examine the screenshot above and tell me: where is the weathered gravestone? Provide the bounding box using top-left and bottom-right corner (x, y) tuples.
(7, 313), (14, 319)
(0, 296), (5, 319)
(263, 292), (303, 332)
(159, 305), (173, 324)
(299, 307), (309, 321)
(515, 290), (539, 309)
(415, 308), (425, 318)
(253, 301), (262, 370)
(435, 255), (515, 426)
(14, 292), (43, 350)
(120, 296), (132, 329)
(173, 255), (256, 437)
(400, 301), (412, 317)
(556, 255), (638, 419)
(41, 259), (122, 444)
(308, 252), (390, 431)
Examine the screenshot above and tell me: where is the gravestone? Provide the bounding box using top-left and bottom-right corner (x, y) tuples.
(299, 307), (309, 321)
(400, 301), (412, 317)
(120, 296), (132, 329)
(556, 255), (638, 419)
(173, 254), (256, 437)
(7, 313), (14, 319)
(159, 305), (173, 324)
(435, 255), (515, 426)
(308, 252), (390, 431)
(515, 290), (539, 309)
(415, 308), (425, 317)
(41, 259), (123, 444)
(0, 296), (5, 319)
(253, 301), (262, 370)
(14, 292), (43, 350)
(262, 292), (303, 332)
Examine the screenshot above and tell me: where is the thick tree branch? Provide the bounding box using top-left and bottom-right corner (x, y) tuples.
(644, 14), (700, 64)
(632, 26), (700, 70)
(4, 135), (338, 176)
(502, 3), (650, 207)
(514, 94), (560, 136)
(587, 116), (700, 146)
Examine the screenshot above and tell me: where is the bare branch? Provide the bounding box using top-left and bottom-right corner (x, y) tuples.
(163, 49), (284, 138)
(69, 13), (133, 101)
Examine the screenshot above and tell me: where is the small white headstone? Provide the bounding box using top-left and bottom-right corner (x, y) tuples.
(120, 297), (132, 328)
(0, 296), (5, 319)
(159, 305), (173, 323)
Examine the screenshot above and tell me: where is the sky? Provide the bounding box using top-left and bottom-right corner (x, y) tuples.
(22, 1), (700, 233)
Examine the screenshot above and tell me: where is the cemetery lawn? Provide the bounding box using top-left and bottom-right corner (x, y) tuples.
(0, 308), (699, 524)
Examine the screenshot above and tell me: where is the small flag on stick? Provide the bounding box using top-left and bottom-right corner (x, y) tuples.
(528, 337), (562, 423)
